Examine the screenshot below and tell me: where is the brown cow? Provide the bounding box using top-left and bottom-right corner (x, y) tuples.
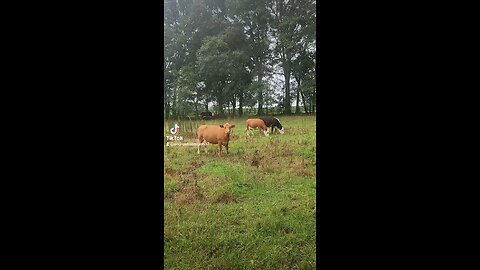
(245, 119), (269, 136)
(197, 123), (236, 157)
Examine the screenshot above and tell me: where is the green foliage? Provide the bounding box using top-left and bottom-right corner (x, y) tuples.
(164, 0), (316, 117)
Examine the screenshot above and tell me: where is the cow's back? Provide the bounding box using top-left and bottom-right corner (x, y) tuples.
(197, 125), (208, 134)
(198, 125), (224, 144)
(259, 117), (275, 127)
(247, 119), (267, 128)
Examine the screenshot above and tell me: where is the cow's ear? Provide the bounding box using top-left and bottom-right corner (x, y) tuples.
(219, 125), (224, 128)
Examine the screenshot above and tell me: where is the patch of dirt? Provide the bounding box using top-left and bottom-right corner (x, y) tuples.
(265, 143), (295, 157)
(283, 227), (294, 234)
(297, 170), (316, 178)
(211, 178), (226, 186)
(250, 150), (263, 168)
(291, 160), (304, 170)
(251, 158), (260, 167)
(287, 128), (309, 135)
(173, 186), (205, 204)
(292, 162), (316, 177)
(165, 167), (174, 175)
(165, 164), (200, 179)
(164, 191), (175, 200)
(213, 191), (238, 204)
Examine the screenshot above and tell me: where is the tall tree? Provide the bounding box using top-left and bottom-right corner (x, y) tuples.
(196, 36), (231, 116)
(223, 25), (253, 116)
(196, 26), (252, 117)
(163, 0), (316, 118)
(267, 0), (315, 114)
(227, 0), (272, 115)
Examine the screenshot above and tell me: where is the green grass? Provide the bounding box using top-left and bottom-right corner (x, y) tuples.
(164, 115), (316, 270)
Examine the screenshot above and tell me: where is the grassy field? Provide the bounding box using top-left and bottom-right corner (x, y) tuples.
(164, 115), (316, 270)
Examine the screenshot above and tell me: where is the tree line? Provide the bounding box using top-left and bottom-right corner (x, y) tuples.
(164, 0), (316, 118)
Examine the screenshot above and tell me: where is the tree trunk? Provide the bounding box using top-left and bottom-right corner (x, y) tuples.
(164, 86), (167, 119)
(239, 93), (243, 116)
(310, 98), (314, 114)
(257, 64), (264, 116)
(164, 62), (169, 119)
(165, 80), (171, 119)
(312, 88), (316, 113)
(172, 87), (177, 117)
(301, 90), (309, 114)
(218, 102), (224, 116)
(284, 70), (291, 114)
(283, 51), (291, 115)
(217, 82), (225, 117)
(165, 99), (170, 119)
(313, 69), (316, 113)
(205, 102), (208, 112)
(295, 90), (300, 114)
(295, 76), (301, 114)
(194, 97), (198, 117)
(232, 96), (236, 117)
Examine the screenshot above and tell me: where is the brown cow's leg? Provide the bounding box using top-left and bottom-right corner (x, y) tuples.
(197, 136), (203, 154)
(225, 143), (229, 154)
(218, 144), (222, 157)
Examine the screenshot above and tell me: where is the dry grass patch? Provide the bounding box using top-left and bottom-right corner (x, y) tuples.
(213, 191), (238, 204)
(173, 186), (205, 204)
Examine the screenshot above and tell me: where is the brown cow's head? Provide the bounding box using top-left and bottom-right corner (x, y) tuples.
(219, 123), (236, 134)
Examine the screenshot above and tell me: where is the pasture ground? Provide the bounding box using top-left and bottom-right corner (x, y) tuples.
(164, 115), (316, 269)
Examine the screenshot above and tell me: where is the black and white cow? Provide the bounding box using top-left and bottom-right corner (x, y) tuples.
(259, 117), (285, 134)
